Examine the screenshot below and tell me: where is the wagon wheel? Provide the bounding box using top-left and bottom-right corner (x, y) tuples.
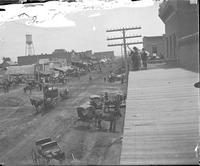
(31, 149), (39, 165)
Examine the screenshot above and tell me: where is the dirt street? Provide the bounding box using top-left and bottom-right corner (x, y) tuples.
(0, 62), (126, 165)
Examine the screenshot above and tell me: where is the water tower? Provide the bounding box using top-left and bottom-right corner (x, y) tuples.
(25, 34), (35, 56)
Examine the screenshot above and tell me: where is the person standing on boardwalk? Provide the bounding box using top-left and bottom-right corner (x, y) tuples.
(127, 46), (140, 71)
(141, 48), (148, 69)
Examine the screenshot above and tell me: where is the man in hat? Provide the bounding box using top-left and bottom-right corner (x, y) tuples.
(141, 48), (148, 69)
(128, 46), (140, 71)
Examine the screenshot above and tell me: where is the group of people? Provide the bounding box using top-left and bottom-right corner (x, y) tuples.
(128, 46), (148, 71)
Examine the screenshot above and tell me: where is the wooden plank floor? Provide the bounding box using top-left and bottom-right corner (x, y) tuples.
(120, 67), (199, 165)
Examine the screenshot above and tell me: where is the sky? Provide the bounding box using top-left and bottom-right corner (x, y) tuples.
(0, 0), (165, 62)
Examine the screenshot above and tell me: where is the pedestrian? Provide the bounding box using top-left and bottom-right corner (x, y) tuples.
(104, 76), (106, 82)
(121, 75), (124, 84)
(128, 46), (140, 71)
(141, 48), (148, 69)
(4, 79), (9, 93)
(99, 66), (102, 72)
(104, 92), (109, 103)
(3, 83), (6, 93)
(39, 83), (42, 91)
(89, 75), (92, 82)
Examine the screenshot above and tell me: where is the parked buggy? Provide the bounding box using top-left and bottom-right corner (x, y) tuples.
(31, 137), (65, 165)
(75, 102), (97, 128)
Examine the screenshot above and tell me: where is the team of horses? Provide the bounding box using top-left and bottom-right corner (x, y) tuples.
(76, 94), (126, 132)
(29, 86), (69, 113)
(0, 76), (28, 92)
(23, 81), (43, 94)
(76, 104), (122, 132)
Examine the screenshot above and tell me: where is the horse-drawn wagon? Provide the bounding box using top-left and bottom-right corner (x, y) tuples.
(76, 95), (123, 132)
(75, 102), (96, 128)
(43, 84), (59, 108)
(29, 84), (59, 112)
(31, 137), (65, 165)
(107, 73), (125, 83)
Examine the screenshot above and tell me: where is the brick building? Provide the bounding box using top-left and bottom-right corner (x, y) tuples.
(143, 35), (165, 59)
(18, 49), (72, 66)
(159, 0), (199, 72)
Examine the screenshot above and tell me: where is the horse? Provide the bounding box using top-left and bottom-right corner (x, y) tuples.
(95, 107), (122, 132)
(30, 98), (44, 113)
(2, 80), (10, 93)
(24, 84), (32, 94)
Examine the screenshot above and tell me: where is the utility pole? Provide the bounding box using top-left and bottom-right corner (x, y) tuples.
(121, 45), (124, 67)
(106, 26), (142, 86)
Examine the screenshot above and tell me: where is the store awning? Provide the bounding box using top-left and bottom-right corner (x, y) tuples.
(5, 64), (35, 75)
(53, 66), (74, 72)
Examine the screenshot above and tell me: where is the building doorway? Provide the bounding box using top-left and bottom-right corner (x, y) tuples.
(152, 45), (157, 58)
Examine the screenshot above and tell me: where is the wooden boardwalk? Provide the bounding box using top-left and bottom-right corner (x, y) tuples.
(120, 67), (199, 165)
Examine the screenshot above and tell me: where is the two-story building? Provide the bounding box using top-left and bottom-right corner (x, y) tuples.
(159, 0), (199, 72)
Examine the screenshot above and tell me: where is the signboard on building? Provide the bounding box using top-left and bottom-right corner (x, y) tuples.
(39, 59), (49, 64)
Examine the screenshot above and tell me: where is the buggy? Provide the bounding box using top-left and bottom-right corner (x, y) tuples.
(43, 84), (59, 108)
(75, 102), (96, 127)
(31, 137), (65, 165)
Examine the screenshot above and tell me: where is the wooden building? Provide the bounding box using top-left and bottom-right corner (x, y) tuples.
(159, 0), (199, 72)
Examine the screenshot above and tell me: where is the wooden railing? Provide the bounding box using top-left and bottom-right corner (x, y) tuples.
(148, 59), (165, 64)
(178, 32), (199, 46)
